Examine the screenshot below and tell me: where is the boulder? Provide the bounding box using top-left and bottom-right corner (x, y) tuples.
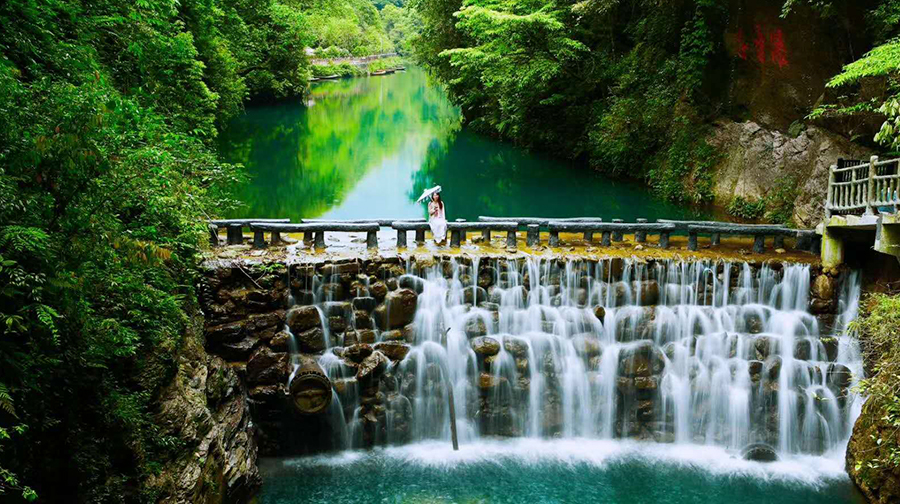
(636, 281), (660, 306)
(357, 329), (377, 344)
(296, 327), (326, 353)
(794, 339), (811, 360)
(827, 363), (853, 390)
(352, 296), (378, 312)
(344, 344), (374, 364)
(617, 341), (665, 377)
(571, 333), (602, 357)
(820, 337), (839, 362)
(593, 306), (606, 321)
(398, 274), (425, 294)
(464, 317), (488, 338)
(357, 351), (389, 384)
(812, 274), (836, 301)
(464, 286), (488, 305)
(370, 282), (388, 302)
(286, 305), (321, 334)
(471, 336), (501, 357)
(269, 331), (291, 352)
(374, 341), (411, 361)
(374, 289), (418, 329)
(247, 346), (288, 385)
(320, 283), (345, 301)
(503, 336), (529, 358)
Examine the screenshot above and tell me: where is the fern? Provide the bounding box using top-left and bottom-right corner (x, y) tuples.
(0, 382), (15, 418)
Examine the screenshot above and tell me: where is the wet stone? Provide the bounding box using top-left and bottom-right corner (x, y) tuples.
(471, 336), (501, 357)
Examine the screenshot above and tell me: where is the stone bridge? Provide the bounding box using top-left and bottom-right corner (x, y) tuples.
(818, 156), (900, 268)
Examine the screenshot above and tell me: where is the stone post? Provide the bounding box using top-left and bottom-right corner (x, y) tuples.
(304, 231), (314, 244)
(271, 232), (283, 245)
(711, 233), (720, 246)
(659, 232), (669, 249)
(821, 226), (845, 268)
(415, 229), (425, 243)
(688, 231), (698, 251)
(208, 224), (219, 247)
(774, 234), (785, 249)
(825, 164), (836, 219)
(506, 230), (517, 249)
(253, 230), (267, 249)
(866, 155), (878, 215)
(584, 230), (594, 242)
(635, 218), (647, 243)
(601, 231), (611, 246)
(314, 231), (325, 248)
(397, 230), (407, 248)
(549, 231), (559, 247)
(612, 219), (623, 241)
(753, 235), (765, 254)
(526, 224), (539, 247)
(482, 229), (491, 242)
(227, 224), (243, 245)
(366, 231), (377, 249)
(450, 229), (462, 248)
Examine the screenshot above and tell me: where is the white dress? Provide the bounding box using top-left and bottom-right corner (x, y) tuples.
(429, 201), (447, 242)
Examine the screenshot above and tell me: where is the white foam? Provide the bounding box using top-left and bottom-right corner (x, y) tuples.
(281, 438), (850, 488)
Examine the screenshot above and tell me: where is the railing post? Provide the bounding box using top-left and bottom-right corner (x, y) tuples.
(482, 229), (491, 242)
(612, 219), (624, 241)
(366, 231), (377, 249)
(635, 218), (647, 243)
(227, 224), (243, 245)
(601, 231), (611, 246)
(506, 229), (517, 249)
(753, 235), (765, 254)
(688, 231), (698, 251)
(415, 229), (425, 243)
(659, 232), (670, 249)
(711, 233), (720, 246)
(584, 230), (594, 242)
(314, 231), (325, 248)
(450, 229), (461, 248)
(549, 230), (560, 247)
(866, 155), (878, 215)
(526, 224), (539, 247)
(397, 229), (407, 248)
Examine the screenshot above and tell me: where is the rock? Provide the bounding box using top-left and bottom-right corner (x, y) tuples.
(286, 305), (321, 334)
(344, 344), (374, 363)
(374, 288), (417, 329)
(827, 363), (852, 390)
(634, 376), (658, 390)
(352, 296), (378, 312)
(322, 301), (350, 318)
(593, 306), (606, 321)
(357, 329), (377, 344)
(370, 281), (388, 302)
(217, 337), (259, 361)
(328, 315), (346, 334)
(571, 333), (602, 357)
(754, 335), (776, 360)
(356, 352), (389, 384)
(477, 373), (503, 390)
(269, 331), (291, 352)
(794, 339), (812, 360)
(247, 346), (288, 385)
(354, 309), (373, 329)
(386, 278), (399, 291)
(398, 274), (425, 294)
(775, 248), (786, 254)
(464, 317), (488, 338)
(748, 360), (764, 381)
(820, 337), (839, 362)
(812, 274), (836, 300)
(464, 286), (488, 305)
(296, 327), (326, 353)
(636, 281), (660, 306)
(617, 342), (665, 377)
(374, 341), (411, 361)
(471, 336), (501, 357)
(503, 336), (529, 357)
(741, 443), (779, 462)
(320, 283), (345, 301)
(765, 356), (782, 381)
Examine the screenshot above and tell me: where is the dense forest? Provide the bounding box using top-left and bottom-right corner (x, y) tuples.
(3, 0), (900, 502)
(415, 0), (900, 214)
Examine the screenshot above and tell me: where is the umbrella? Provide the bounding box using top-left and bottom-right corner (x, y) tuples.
(416, 185), (442, 203)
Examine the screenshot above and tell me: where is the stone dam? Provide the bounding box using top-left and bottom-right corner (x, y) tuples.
(199, 250), (862, 465)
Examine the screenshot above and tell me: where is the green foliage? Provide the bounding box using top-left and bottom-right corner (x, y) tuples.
(306, 0), (395, 56)
(849, 293), (900, 482)
(0, 0), (315, 500)
(726, 196), (767, 220)
(416, 0), (729, 200)
(382, 4), (423, 55)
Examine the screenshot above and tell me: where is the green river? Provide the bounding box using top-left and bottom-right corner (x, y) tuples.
(219, 67), (708, 222)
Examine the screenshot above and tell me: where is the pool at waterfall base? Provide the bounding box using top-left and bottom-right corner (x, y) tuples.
(258, 440), (864, 503)
(232, 256), (867, 504)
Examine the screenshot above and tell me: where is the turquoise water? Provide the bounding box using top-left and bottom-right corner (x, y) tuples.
(256, 440), (864, 504)
(219, 68), (709, 222)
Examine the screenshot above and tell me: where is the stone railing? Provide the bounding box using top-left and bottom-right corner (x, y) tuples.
(210, 217), (814, 254)
(825, 156), (900, 217)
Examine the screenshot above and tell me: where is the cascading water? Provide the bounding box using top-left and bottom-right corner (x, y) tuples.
(289, 256), (862, 459)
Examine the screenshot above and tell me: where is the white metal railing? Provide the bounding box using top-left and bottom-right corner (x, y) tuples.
(825, 156), (900, 217)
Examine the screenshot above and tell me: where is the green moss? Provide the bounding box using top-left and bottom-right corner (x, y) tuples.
(727, 196), (766, 220)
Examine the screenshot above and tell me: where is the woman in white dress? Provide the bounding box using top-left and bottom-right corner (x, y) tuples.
(428, 192), (447, 244)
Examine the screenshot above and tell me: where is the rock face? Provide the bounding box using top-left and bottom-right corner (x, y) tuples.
(847, 397), (900, 504)
(374, 289), (417, 329)
(708, 120), (871, 228)
(145, 316), (260, 504)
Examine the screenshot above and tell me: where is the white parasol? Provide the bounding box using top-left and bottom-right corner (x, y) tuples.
(416, 185), (442, 203)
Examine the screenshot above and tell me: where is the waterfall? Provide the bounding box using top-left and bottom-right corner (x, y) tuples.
(304, 256), (862, 457)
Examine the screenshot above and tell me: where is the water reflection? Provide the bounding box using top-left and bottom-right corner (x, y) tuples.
(219, 67), (707, 222)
